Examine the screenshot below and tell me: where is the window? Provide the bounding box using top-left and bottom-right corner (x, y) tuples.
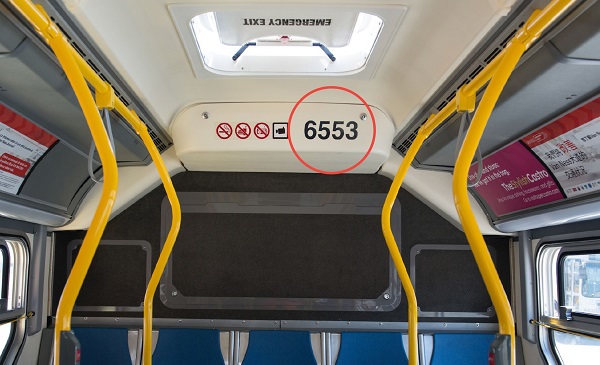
(537, 242), (600, 365)
(562, 254), (600, 316)
(0, 323), (12, 359)
(553, 332), (600, 365)
(169, 4), (408, 78)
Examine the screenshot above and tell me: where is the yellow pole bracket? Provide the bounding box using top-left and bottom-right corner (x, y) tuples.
(456, 86), (476, 113)
(96, 82), (116, 110)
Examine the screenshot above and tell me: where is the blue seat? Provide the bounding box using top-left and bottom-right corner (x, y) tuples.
(241, 330), (318, 365)
(431, 333), (495, 365)
(73, 328), (132, 365)
(152, 328), (225, 365)
(335, 332), (408, 365)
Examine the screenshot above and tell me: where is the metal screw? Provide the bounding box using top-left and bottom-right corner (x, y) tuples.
(84, 317), (88, 321)
(202, 112), (210, 119)
(443, 323), (447, 327)
(115, 318), (119, 322)
(242, 320), (246, 324)
(178, 319), (182, 323)
(383, 293), (390, 300)
(360, 113), (367, 121)
(476, 323), (480, 327)
(172, 290), (178, 296)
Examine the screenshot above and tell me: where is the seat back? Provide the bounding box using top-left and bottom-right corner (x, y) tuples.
(335, 332), (408, 365)
(152, 328), (225, 365)
(73, 328), (132, 365)
(431, 333), (495, 365)
(241, 330), (318, 365)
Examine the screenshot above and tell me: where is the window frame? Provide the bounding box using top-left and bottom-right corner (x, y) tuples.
(0, 235), (29, 364)
(536, 236), (600, 365)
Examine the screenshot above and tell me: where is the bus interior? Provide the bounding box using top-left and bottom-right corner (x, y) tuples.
(0, 0), (599, 364)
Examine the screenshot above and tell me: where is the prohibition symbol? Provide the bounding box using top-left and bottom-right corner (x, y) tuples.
(216, 123), (232, 139)
(235, 123), (251, 139)
(254, 123), (270, 139)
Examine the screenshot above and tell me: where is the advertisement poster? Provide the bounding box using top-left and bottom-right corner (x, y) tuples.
(468, 141), (564, 216)
(0, 103), (57, 194)
(522, 96), (600, 198)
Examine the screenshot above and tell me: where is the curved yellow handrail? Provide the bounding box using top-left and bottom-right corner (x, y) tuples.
(452, 2), (575, 364)
(383, 1), (575, 364)
(8, 1), (119, 363)
(453, 41), (524, 365)
(9, 2), (182, 364)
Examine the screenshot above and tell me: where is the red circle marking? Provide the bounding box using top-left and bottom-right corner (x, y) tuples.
(288, 86), (376, 175)
(235, 123), (251, 139)
(216, 123), (232, 139)
(254, 123), (270, 139)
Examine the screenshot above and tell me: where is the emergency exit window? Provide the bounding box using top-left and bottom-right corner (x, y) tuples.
(189, 11), (383, 75)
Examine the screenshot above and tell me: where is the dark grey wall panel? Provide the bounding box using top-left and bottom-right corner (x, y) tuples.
(54, 172), (511, 324)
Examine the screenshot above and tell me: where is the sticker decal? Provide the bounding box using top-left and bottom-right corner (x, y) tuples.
(0, 103), (58, 194)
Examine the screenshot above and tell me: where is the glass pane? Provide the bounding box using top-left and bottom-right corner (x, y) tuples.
(0, 323), (11, 358)
(562, 254), (600, 316)
(554, 331), (600, 365)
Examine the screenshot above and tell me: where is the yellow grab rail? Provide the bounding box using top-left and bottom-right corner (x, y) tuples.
(382, 137), (422, 365)
(452, 1), (575, 364)
(9, 1), (119, 364)
(383, 1), (575, 364)
(141, 138), (181, 364)
(10, 1), (182, 364)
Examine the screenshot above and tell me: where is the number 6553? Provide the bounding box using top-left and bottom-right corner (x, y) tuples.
(304, 120), (358, 140)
